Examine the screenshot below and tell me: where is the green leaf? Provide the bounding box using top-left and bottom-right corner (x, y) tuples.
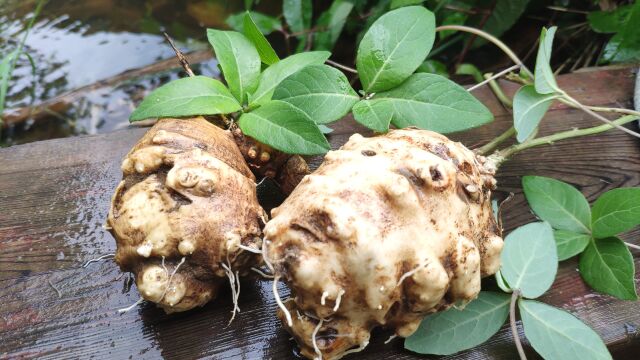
(318, 124), (333, 134)
(455, 63), (483, 83)
(390, 0), (424, 9)
(404, 292), (510, 355)
(0, 50), (18, 115)
(273, 65), (359, 124)
(500, 222), (558, 299)
(314, 0), (354, 51)
(522, 176), (591, 234)
(356, 6), (436, 93)
(243, 12), (280, 65)
(534, 26), (559, 95)
(353, 73), (493, 133)
(471, 0), (530, 43)
(238, 100), (330, 155)
(588, 5), (633, 34)
(592, 187), (640, 238)
(249, 51), (330, 106)
(579, 237), (637, 300)
(513, 85), (561, 142)
(416, 60), (449, 78)
(130, 76), (242, 122)
(519, 300), (612, 360)
(207, 29), (261, 104)
(352, 99), (393, 132)
(554, 230), (591, 261)
(227, 11), (281, 35)
(283, 0), (312, 34)
(601, 2), (640, 64)
(495, 270), (512, 293)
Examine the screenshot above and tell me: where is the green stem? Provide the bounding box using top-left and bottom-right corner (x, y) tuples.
(489, 115), (638, 167)
(558, 98), (640, 118)
(477, 127), (516, 155)
(435, 25), (534, 78)
(486, 75), (513, 108)
(560, 92), (640, 139)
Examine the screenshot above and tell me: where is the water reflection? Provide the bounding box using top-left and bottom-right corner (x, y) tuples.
(0, 0), (262, 146)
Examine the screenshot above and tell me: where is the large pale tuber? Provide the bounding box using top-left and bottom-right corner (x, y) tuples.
(108, 117), (266, 313)
(263, 129), (503, 359)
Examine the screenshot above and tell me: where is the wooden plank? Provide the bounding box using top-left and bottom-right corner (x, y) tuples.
(0, 68), (639, 359)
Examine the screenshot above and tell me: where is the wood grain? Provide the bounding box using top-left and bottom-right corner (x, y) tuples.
(1, 68), (639, 359)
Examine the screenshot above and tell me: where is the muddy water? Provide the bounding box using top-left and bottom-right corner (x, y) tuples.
(0, 0), (278, 146)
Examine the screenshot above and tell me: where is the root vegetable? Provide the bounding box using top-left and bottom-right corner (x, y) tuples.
(108, 117), (266, 313)
(263, 129), (503, 359)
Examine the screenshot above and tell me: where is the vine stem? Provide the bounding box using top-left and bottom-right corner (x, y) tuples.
(559, 93), (640, 139)
(477, 127), (516, 155)
(326, 59), (358, 74)
(435, 25), (534, 78)
(467, 64), (520, 92)
(488, 115), (638, 167)
(626, 242), (640, 251)
(510, 290), (527, 360)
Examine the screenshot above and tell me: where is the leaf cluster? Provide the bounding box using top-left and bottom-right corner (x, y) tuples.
(130, 6), (493, 155)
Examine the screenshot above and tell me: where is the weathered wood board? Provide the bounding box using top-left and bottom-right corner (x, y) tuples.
(1, 68), (639, 359)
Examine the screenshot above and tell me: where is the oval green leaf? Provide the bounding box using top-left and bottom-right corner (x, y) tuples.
(130, 76), (242, 122)
(519, 299), (612, 360)
(534, 26), (559, 95)
(283, 0), (312, 34)
(356, 6), (436, 93)
(353, 73), (493, 133)
(554, 230), (591, 261)
(522, 176), (591, 234)
(495, 270), (512, 293)
(238, 100), (330, 155)
(579, 236), (638, 300)
(226, 11), (281, 35)
(404, 292), (510, 355)
(249, 51), (331, 106)
(591, 187), (640, 238)
(500, 222), (558, 299)
(601, 2), (640, 63)
(243, 12), (280, 65)
(352, 99), (393, 133)
(513, 85), (561, 142)
(313, 0), (354, 51)
(273, 65), (359, 124)
(207, 29), (261, 104)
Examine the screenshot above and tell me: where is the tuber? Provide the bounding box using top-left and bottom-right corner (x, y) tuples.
(263, 129), (503, 359)
(108, 117), (266, 313)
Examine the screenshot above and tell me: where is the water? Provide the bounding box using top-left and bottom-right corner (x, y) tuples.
(0, 0), (276, 146)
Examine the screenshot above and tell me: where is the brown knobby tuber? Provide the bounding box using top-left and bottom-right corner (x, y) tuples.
(263, 129), (503, 359)
(108, 117), (266, 313)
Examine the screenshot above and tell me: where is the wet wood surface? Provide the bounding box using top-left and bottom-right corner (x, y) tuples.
(1, 67), (639, 359)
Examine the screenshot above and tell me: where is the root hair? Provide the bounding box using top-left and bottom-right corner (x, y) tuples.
(396, 262), (429, 288)
(262, 239), (275, 273)
(341, 341), (369, 357)
(82, 253), (115, 268)
(384, 334), (397, 344)
(312, 318), (324, 360)
(333, 289), (345, 312)
(273, 276), (293, 327)
(237, 243), (262, 254)
(118, 297), (144, 313)
(159, 257), (186, 306)
(251, 267), (274, 279)
(320, 291), (329, 306)
(222, 258), (241, 325)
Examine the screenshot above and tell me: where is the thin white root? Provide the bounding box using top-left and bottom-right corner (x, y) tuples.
(237, 243), (263, 254)
(222, 260), (241, 325)
(332, 289), (345, 312)
(312, 318), (324, 360)
(48, 279), (62, 298)
(273, 276), (293, 327)
(262, 239), (275, 273)
(396, 263), (428, 288)
(159, 257), (186, 306)
(321, 291), (329, 306)
(341, 341), (369, 357)
(384, 334), (397, 344)
(625, 242), (640, 251)
(82, 253), (115, 268)
(251, 267), (274, 279)
(118, 297), (144, 313)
